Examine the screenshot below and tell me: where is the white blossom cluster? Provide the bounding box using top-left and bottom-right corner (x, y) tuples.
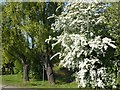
(46, 1), (117, 89)
(76, 58), (116, 88)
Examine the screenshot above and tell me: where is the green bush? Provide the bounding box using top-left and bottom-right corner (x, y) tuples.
(14, 60), (23, 74)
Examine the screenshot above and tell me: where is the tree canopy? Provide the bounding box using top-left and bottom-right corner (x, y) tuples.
(1, 1), (120, 89)
(46, 1), (119, 89)
(2, 2), (63, 83)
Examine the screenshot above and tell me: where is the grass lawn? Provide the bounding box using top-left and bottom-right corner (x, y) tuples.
(0, 74), (77, 88)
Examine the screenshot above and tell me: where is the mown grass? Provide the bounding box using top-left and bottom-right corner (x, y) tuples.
(1, 74), (77, 88)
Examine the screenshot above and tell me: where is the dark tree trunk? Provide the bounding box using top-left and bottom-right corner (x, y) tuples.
(44, 43), (55, 85)
(9, 62), (14, 75)
(44, 50), (55, 85)
(45, 59), (55, 85)
(10, 67), (14, 75)
(21, 54), (30, 81)
(23, 64), (29, 81)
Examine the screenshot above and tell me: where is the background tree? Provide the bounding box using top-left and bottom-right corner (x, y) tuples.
(104, 2), (120, 86)
(2, 2), (63, 84)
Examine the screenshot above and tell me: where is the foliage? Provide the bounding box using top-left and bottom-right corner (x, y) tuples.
(2, 2), (44, 79)
(2, 2), (63, 81)
(104, 2), (120, 86)
(46, 1), (118, 88)
(14, 60), (23, 74)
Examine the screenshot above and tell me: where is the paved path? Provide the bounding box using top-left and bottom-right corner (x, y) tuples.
(0, 84), (19, 89)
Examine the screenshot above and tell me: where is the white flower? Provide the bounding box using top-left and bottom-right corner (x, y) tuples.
(97, 78), (104, 88)
(108, 43), (116, 48)
(48, 1), (117, 88)
(50, 52), (61, 60)
(102, 37), (116, 48)
(102, 37), (112, 43)
(104, 45), (108, 50)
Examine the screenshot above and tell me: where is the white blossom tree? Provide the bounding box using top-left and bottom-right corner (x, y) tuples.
(46, 1), (117, 89)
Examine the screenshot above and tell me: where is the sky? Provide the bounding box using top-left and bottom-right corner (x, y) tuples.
(0, 0), (5, 3)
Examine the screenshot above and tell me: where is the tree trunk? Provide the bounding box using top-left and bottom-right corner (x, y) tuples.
(10, 67), (14, 75)
(44, 54), (55, 85)
(23, 64), (29, 81)
(21, 54), (30, 81)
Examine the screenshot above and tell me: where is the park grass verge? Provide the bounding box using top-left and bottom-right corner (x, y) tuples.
(0, 74), (77, 88)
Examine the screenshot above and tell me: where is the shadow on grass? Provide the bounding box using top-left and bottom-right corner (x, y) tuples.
(54, 70), (75, 85)
(5, 80), (11, 81)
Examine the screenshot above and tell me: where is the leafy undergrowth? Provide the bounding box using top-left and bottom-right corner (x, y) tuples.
(1, 74), (77, 88)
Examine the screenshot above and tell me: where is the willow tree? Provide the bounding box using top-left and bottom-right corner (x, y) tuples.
(2, 2), (32, 81)
(46, 1), (118, 88)
(2, 2), (62, 84)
